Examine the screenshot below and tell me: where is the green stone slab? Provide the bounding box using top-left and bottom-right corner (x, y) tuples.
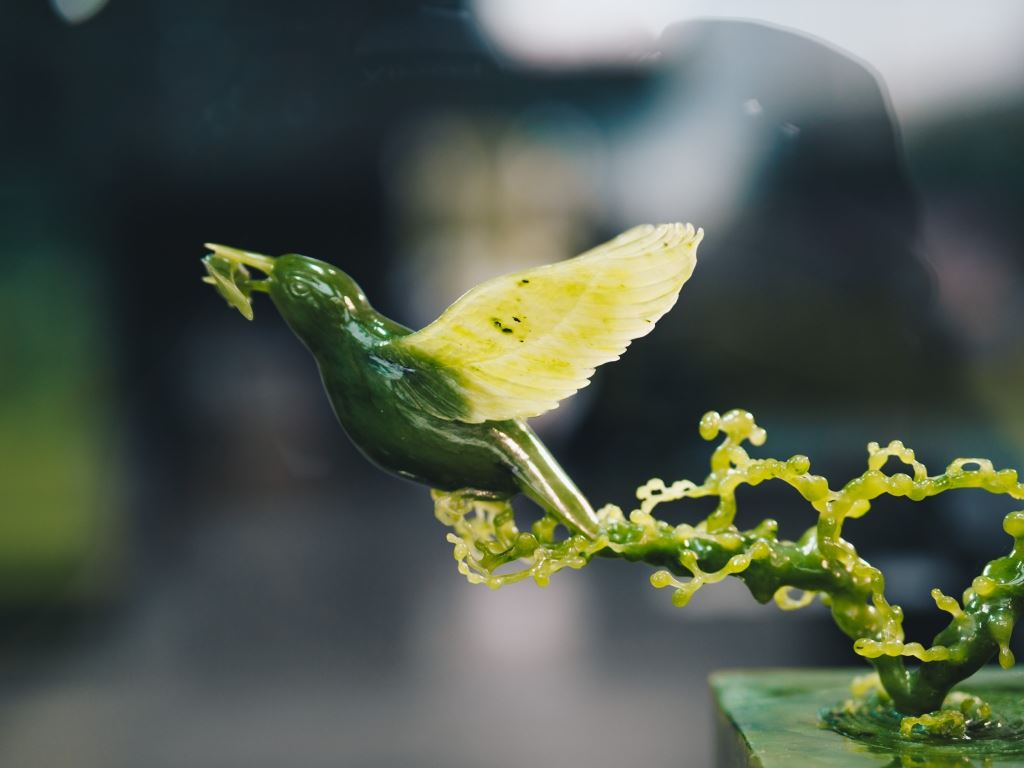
(711, 668), (1024, 767)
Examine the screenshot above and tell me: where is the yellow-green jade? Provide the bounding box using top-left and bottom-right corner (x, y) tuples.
(439, 408), (1024, 734)
(201, 224), (1024, 743)
(201, 224), (701, 541)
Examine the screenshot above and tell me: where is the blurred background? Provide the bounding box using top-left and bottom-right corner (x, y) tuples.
(2, 1), (1024, 765)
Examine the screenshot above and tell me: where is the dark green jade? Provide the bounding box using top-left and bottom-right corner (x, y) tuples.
(203, 239), (1024, 743)
(713, 669), (1024, 766)
(202, 247), (599, 538)
(437, 407), (1024, 736)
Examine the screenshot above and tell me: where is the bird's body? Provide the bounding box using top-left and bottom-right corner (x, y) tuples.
(203, 224), (703, 538)
(302, 292), (592, 527)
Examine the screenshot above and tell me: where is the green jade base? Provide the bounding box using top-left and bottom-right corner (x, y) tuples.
(713, 669), (1024, 767)
(435, 409), (1024, 740)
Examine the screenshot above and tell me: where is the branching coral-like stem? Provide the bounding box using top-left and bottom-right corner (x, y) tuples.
(435, 410), (1024, 716)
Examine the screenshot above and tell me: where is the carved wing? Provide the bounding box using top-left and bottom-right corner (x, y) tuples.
(386, 223), (702, 423)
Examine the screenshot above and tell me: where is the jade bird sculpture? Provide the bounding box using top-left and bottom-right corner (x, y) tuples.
(202, 224), (703, 540)
(205, 223), (1024, 755)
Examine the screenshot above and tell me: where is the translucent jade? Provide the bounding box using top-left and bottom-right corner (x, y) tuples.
(201, 230), (1022, 742)
(437, 409), (1024, 733)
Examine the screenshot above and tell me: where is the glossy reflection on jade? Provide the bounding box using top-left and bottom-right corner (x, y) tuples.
(201, 226), (1023, 741)
(202, 225), (702, 541)
(437, 408), (1024, 736)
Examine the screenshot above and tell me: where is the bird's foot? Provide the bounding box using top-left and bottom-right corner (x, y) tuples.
(432, 488), (607, 589)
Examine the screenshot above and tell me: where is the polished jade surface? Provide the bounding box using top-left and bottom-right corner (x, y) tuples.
(202, 226), (1024, 732)
(201, 225), (701, 541)
(713, 669), (1024, 767)
(432, 406), (1024, 725)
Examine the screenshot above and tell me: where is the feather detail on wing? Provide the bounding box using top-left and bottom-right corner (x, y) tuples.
(387, 223), (703, 423)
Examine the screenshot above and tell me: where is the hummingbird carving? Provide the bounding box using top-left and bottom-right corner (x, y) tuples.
(202, 224), (702, 538)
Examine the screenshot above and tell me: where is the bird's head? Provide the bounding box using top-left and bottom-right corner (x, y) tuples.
(203, 244), (369, 347)
(269, 254), (368, 338)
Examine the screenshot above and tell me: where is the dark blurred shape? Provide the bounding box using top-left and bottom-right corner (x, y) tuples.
(580, 20), (966, 469)
(573, 23), (982, 603)
(354, 0), (496, 83)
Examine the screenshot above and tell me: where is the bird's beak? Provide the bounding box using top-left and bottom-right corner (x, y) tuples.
(202, 243), (275, 321)
(203, 243), (275, 275)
